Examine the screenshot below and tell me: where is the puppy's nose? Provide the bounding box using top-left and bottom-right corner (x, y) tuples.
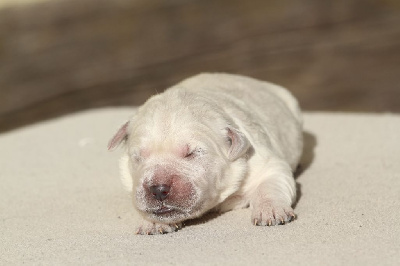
(149, 184), (171, 201)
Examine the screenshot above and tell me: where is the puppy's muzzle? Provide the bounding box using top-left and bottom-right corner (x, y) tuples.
(149, 184), (171, 201)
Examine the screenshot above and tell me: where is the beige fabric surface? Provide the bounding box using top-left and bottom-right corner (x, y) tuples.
(1, 108), (399, 265)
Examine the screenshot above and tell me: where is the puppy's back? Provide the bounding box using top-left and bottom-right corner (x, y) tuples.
(177, 73), (302, 125)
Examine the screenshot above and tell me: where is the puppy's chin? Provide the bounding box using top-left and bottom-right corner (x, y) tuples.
(139, 204), (205, 224)
(144, 208), (188, 224)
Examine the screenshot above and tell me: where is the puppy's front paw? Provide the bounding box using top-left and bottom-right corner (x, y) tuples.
(135, 220), (182, 235)
(251, 201), (296, 226)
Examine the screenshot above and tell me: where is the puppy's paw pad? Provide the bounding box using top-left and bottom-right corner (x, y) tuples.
(251, 203), (295, 226)
(135, 221), (182, 235)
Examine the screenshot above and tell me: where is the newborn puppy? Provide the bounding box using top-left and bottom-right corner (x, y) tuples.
(108, 73), (303, 235)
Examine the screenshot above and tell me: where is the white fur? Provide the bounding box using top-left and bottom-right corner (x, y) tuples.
(110, 73), (303, 234)
(119, 154), (133, 191)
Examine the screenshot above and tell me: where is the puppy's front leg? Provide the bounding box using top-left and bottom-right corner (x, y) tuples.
(134, 212), (182, 235)
(250, 158), (297, 226)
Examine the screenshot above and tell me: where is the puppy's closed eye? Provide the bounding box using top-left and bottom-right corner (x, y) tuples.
(185, 150), (196, 159)
(129, 150), (144, 163)
(184, 147), (206, 159)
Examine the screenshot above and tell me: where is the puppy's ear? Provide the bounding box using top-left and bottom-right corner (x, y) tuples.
(108, 121), (129, 151)
(226, 127), (250, 161)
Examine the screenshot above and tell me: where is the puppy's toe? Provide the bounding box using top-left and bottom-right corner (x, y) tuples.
(251, 201), (295, 226)
(135, 220), (182, 235)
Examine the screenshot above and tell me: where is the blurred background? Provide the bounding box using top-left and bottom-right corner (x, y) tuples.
(1, 0), (399, 132)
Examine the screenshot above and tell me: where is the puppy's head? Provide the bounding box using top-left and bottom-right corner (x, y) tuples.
(108, 92), (250, 224)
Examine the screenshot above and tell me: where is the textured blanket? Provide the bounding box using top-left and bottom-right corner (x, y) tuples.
(1, 108), (399, 265)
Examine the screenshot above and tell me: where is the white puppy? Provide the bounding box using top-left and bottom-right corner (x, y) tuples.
(108, 73), (303, 235)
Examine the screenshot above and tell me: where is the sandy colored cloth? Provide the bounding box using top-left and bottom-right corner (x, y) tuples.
(1, 108), (399, 265)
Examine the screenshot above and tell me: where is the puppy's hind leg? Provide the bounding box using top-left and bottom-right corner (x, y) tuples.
(250, 158), (297, 226)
